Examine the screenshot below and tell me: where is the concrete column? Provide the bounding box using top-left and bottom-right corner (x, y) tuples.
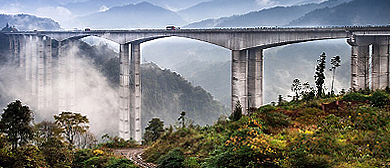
(247, 48), (263, 108)
(119, 43), (130, 140)
(374, 38), (390, 89)
(45, 37), (53, 108)
(231, 50), (247, 114)
(13, 35), (19, 65)
(8, 35), (13, 62)
(356, 45), (370, 89)
(68, 41), (76, 110)
(19, 36), (25, 69)
(350, 45), (358, 89)
(31, 36), (38, 96)
(58, 41), (67, 112)
(37, 36), (45, 110)
(372, 44), (380, 90)
(25, 36), (31, 82)
(130, 42), (142, 143)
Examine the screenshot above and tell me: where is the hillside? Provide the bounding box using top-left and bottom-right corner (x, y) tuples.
(0, 14), (61, 30)
(186, 0), (352, 28)
(144, 89), (390, 167)
(78, 2), (186, 29)
(289, 0), (390, 26)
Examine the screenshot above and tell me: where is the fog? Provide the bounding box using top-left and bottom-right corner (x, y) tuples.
(0, 40), (119, 137)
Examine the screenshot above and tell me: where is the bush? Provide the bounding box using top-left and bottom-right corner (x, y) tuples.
(369, 90), (389, 107)
(157, 148), (184, 168)
(108, 158), (137, 168)
(342, 92), (368, 102)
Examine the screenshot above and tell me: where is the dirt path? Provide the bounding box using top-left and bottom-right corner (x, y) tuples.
(114, 148), (157, 168)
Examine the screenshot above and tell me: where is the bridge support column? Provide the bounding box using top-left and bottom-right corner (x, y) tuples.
(37, 37), (45, 110)
(45, 37), (53, 108)
(372, 37), (390, 90)
(19, 36), (25, 69)
(31, 36), (38, 97)
(232, 50), (248, 114)
(58, 41), (67, 112)
(119, 43), (130, 140)
(348, 36), (370, 90)
(248, 48), (263, 108)
(130, 42), (142, 143)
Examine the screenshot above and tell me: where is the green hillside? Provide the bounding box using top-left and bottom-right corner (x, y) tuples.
(144, 89), (390, 167)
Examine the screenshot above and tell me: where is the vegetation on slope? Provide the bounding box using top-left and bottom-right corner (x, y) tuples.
(143, 89), (390, 167)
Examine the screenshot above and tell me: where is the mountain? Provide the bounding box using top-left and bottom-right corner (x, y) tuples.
(65, 0), (206, 16)
(78, 2), (186, 29)
(289, 0), (390, 26)
(0, 14), (61, 30)
(176, 60), (231, 108)
(141, 63), (229, 127)
(186, 0), (352, 28)
(178, 0), (262, 22)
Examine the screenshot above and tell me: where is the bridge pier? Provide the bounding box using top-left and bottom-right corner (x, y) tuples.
(232, 48), (263, 114)
(119, 43), (130, 140)
(45, 37), (53, 108)
(349, 36), (390, 90)
(130, 42), (142, 143)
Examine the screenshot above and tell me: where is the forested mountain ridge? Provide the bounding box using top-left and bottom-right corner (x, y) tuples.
(185, 0), (352, 28)
(288, 0), (390, 26)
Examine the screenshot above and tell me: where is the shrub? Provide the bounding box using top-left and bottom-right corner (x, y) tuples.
(341, 92), (368, 102)
(369, 90), (389, 107)
(157, 148), (184, 168)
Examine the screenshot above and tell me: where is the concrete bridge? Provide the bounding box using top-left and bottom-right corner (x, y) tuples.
(4, 26), (390, 143)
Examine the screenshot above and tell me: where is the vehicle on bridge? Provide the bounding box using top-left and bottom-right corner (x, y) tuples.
(166, 25), (179, 30)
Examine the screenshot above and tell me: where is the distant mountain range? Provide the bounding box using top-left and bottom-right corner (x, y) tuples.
(78, 2), (185, 29)
(288, 0), (390, 26)
(186, 0), (359, 28)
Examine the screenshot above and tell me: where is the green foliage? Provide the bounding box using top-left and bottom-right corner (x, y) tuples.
(99, 136), (139, 149)
(40, 138), (73, 168)
(0, 100), (34, 150)
(229, 101), (242, 121)
(107, 158), (137, 168)
(72, 149), (94, 168)
(143, 118), (165, 144)
(291, 78), (302, 101)
(183, 157), (200, 168)
(315, 52), (326, 97)
(157, 148), (184, 168)
(144, 89), (390, 168)
(13, 144), (47, 168)
(54, 111), (89, 149)
(341, 92), (368, 102)
(369, 90), (389, 107)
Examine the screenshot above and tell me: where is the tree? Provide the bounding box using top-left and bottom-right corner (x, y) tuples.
(34, 120), (62, 146)
(315, 52), (327, 97)
(178, 111), (186, 128)
(229, 101), (243, 121)
(143, 118), (165, 144)
(54, 111), (89, 149)
(291, 78), (302, 101)
(0, 100), (34, 150)
(329, 55), (341, 95)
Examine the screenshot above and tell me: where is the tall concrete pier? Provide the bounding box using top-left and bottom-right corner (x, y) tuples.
(4, 26), (390, 143)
